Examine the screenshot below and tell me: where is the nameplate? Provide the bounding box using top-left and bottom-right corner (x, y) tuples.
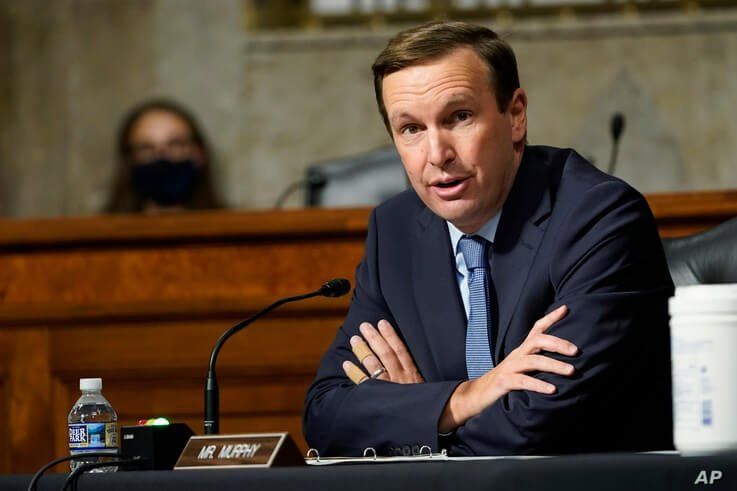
(174, 432), (304, 469)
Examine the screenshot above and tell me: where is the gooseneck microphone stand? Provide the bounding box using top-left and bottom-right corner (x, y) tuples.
(204, 278), (351, 434)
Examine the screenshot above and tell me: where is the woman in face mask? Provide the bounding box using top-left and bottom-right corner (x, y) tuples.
(105, 99), (223, 214)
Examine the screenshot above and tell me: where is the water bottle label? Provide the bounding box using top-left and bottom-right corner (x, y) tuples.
(68, 423), (118, 450)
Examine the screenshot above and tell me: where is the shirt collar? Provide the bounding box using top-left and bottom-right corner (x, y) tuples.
(447, 211), (501, 256)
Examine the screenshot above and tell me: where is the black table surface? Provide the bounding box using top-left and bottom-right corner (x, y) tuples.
(5, 451), (737, 491)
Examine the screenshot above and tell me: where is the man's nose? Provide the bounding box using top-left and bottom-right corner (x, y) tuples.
(426, 129), (455, 169)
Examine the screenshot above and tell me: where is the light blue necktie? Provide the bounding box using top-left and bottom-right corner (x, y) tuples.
(459, 235), (494, 379)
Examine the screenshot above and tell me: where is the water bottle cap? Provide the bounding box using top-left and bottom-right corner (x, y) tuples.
(79, 378), (102, 391)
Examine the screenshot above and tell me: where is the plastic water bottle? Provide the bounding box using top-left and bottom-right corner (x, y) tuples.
(67, 378), (118, 472)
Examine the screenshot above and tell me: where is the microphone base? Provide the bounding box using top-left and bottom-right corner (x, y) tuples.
(204, 421), (218, 435)
(205, 378), (219, 435)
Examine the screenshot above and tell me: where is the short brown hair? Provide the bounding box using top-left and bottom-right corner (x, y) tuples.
(372, 21), (520, 132)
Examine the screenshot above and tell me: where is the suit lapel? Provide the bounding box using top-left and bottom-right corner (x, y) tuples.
(492, 148), (552, 362)
(412, 207), (469, 380)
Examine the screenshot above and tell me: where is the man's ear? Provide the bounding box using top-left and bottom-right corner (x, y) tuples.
(507, 88), (528, 144)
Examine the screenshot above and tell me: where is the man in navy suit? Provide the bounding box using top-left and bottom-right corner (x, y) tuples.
(304, 21), (673, 456)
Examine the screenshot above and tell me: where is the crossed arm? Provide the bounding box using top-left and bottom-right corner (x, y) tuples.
(342, 306), (577, 433)
(304, 181), (673, 456)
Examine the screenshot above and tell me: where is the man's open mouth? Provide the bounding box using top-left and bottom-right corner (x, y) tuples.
(435, 178), (466, 188)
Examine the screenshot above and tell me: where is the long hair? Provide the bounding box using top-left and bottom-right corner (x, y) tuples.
(104, 99), (223, 213)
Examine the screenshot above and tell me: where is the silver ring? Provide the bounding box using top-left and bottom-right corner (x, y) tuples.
(370, 366), (387, 379)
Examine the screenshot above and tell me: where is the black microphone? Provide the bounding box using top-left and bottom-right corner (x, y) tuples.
(607, 112), (626, 175)
(319, 278), (351, 297)
(204, 278), (351, 435)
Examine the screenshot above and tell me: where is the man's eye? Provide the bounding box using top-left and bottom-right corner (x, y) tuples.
(455, 111), (472, 122)
(401, 125), (420, 135)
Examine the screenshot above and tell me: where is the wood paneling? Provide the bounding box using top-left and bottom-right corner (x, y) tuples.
(0, 207), (369, 247)
(0, 193), (734, 473)
(0, 241), (361, 305)
(0, 208), (367, 473)
(6, 328), (52, 472)
(0, 375), (7, 473)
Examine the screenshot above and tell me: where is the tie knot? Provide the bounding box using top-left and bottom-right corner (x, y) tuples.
(458, 235), (489, 270)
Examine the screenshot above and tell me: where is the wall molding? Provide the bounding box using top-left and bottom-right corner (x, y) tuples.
(244, 9), (737, 53)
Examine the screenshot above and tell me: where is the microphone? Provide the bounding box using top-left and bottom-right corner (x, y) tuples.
(204, 278), (351, 435)
(319, 278), (351, 297)
(274, 170), (328, 209)
(607, 112), (626, 175)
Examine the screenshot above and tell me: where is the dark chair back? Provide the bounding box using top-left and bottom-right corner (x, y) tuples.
(663, 217), (737, 286)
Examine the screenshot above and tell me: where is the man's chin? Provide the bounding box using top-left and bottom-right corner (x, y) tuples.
(427, 201), (477, 229)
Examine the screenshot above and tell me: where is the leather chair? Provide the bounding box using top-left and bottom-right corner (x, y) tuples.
(305, 146), (408, 207)
(662, 217), (737, 286)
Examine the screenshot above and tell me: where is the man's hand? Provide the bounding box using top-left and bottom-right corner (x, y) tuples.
(439, 305), (577, 433)
(342, 319), (424, 384)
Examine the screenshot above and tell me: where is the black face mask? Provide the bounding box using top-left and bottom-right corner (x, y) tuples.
(132, 159), (200, 207)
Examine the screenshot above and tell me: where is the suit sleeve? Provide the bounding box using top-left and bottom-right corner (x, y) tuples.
(303, 208), (461, 456)
(449, 180), (674, 455)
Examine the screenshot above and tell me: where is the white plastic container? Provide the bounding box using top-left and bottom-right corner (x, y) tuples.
(669, 284), (737, 455)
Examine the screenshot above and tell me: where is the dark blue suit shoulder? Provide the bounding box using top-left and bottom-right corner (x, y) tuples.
(372, 189), (425, 234)
(374, 188), (422, 216)
(537, 145), (649, 215)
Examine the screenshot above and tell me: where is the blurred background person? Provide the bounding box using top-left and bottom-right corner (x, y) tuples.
(105, 99), (223, 214)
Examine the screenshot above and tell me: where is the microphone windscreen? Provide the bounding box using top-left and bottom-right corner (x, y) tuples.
(611, 113), (625, 140)
(320, 278), (351, 297)
(307, 169), (328, 188)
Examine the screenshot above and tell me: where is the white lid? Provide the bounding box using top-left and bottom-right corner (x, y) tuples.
(80, 378), (102, 391)
(670, 284), (737, 315)
(673, 283), (737, 299)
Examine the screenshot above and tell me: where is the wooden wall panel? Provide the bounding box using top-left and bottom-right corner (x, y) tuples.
(0, 208), (369, 473)
(0, 240), (363, 306)
(0, 330), (12, 473)
(0, 375), (7, 473)
(51, 376), (75, 473)
(48, 317), (342, 376)
(6, 328), (52, 471)
(0, 195), (734, 473)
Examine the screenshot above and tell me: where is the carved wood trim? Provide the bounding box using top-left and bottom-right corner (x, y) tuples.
(0, 208), (370, 248)
(0, 297), (350, 326)
(0, 190), (734, 248)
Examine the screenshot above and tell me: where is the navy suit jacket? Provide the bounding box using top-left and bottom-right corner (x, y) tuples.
(304, 145), (674, 456)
